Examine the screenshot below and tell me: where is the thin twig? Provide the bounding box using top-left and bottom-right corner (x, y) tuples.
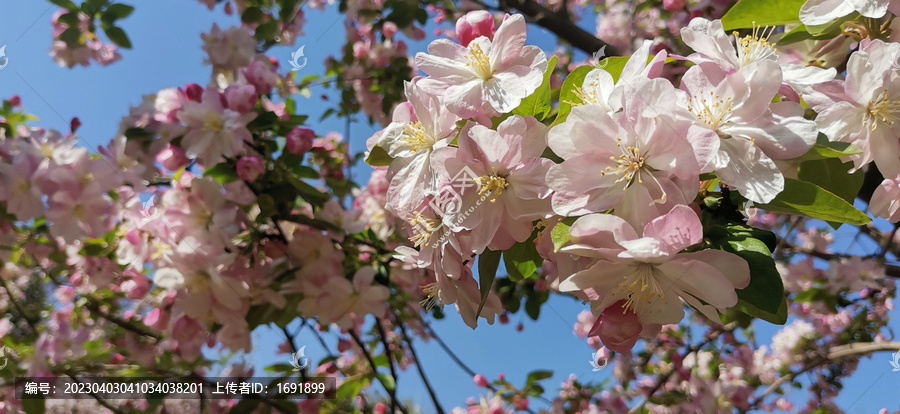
(396, 314), (445, 414)
(348, 329), (408, 414)
(374, 318), (401, 414)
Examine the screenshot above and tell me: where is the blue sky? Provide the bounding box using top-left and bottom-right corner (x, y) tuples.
(1, 0), (899, 411)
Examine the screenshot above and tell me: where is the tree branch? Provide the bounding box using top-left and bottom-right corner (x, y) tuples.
(348, 329), (408, 414)
(471, 0), (620, 56)
(396, 314), (445, 414)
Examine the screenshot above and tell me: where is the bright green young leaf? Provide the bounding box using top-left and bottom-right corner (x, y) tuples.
(792, 134), (862, 161)
(503, 237), (543, 281)
(336, 376), (370, 399)
(513, 56), (558, 120)
(364, 146), (393, 167)
(798, 158), (863, 205)
(721, 0), (805, 30)
(551, 219), (574, 252)
(555, 65), (593, 125)
(756, 178), (870, 225)
(597, 56), (630, 82)
(204, 163), (239, 184)
(376, 372), (396, 391)
(476, 249), (502, 319)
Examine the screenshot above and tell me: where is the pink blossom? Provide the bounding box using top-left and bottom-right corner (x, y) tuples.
(558, 206), (751, 328)
(369, 80), (457, 216)
(430, 115), (553, 250)
(870, 174), (900, 222)
(286, 127), (316, 154)
(236, 155), (265, 182)
(473, 374), (489, 387)
(201, 24), (257, 71)
(224, 84), (257, 113)
(157, 144), (189, 171)
(680, 61), (817, 203)
(547, 79), (704, 229)
(177, 88), (256, 166)
(415, 14), (548, 118)
(806, 39), (900, 176)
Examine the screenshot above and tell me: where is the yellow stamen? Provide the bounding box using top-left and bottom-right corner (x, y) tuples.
(473, 170), (509, 202)
(865, 90), (900, 131)
(419, 282), (443, 310)
(464, 43), (493, 80)
(400, 121), (430, 153)
(733, 22), (778, 67)
(407, 211), (442, 247)
(615, 262), (665, 314)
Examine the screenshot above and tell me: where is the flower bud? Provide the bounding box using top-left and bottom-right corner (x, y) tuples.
(456, 10), (496, 47)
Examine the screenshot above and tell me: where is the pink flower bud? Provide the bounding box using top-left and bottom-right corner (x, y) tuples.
(184, 83), (204, 102)
(456, 10), (496, 47)
(374, 402), (387, 414)
(157, 144), (189, 171)
(662, 0), (685, 11)
(225, 84), (257, 113)
(70, 117), (81, 133)
(110, 353), (125, 364)
(144, 307), (169, 330)
(589, 300), (642, 353)
(236, 155), (265, 182)
(286, 127), (315, 154)
(473, 374), (488, 387)
(382, 22), (398, 38)
(513, 395), (528, 410)
(8, 95), (21, 107)
(499, 313), (509, 324)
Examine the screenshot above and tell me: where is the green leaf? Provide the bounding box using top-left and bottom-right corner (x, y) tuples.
(526, 370), (553, 386)
(203, 163), (239, 184)
(23, 396), (45, 414)
(550, 219), (574, 252)
(711, 237), (786, 324)
(286, 175), (329, 206)
(103, 26), (132, 48)
(597, 56), (630, 82)
(756, 178), (870, 225)
(241, 6), (265, 23)
(777, 18), (848, 45)
(798, 158), (863, 205)
(376, 372), (396, 391)
(336, 376), (369, 399)
(721, 0), (805, 30)
(525, 292), (542, 320)
(204, 163), (239, 184)
(476, 249), (502, 319)
(512, 56), (558, 120)
(247, 111), (279, 131)
(365, 145), (393, 167)
(503, 236), (543, 281)
(101, 3), (134, 23)
(806, 12), (859, 36)
(48, 0), (78, 10)
(264, 363), (296, 373)
(792, 134), (862, 161)
(254, 20), (279, 40)
(555, 65), (593, 125)
(60, 27), (82, 48)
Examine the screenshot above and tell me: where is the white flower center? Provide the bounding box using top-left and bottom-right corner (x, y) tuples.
(734, 24), (777, 67)
(615, 262), (665, 315)
(865, 90), (900, 131)
(203, 114), (225, 132)
(400, 121), (432, 153)
(407, 211), (443, 247)
(474, 170), (509, 202)
(602, 137), (647, 190)
(465, 43), (493, 80)
(687, 90), (735, 132)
